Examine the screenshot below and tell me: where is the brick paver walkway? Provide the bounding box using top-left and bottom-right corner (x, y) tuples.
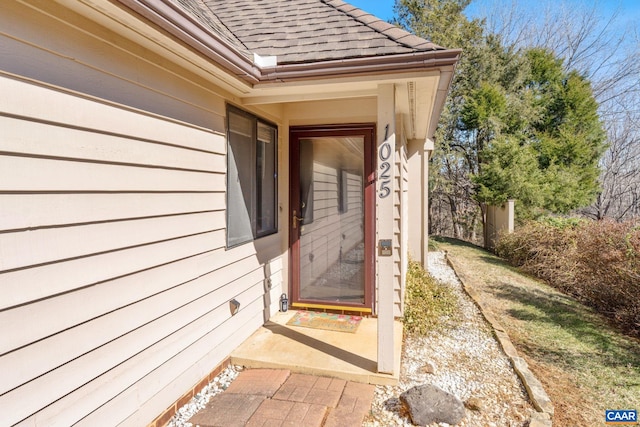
(188, 369), (375, 427)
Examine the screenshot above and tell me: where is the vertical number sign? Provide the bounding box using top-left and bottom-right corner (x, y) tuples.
(379, 124), (392, 198)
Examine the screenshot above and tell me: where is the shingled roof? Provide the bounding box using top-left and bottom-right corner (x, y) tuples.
(174, 0), (249, 54)
(180, 0), (444, 64)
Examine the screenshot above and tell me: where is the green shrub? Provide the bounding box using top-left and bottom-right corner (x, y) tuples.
(403, 260), (458, 336)
(497, 218), (640, 337)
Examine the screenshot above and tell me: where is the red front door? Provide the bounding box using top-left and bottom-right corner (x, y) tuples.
(289, 125), (376, 311)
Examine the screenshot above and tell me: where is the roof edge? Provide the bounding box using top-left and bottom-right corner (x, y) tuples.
(117, 0), (263, 84)
(116, 0), (460, 88)
(320, 0), (445, 51)
(260, 50), (462, 84)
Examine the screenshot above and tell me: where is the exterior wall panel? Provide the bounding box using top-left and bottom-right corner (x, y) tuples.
(0, 3), (283, 423)
(1, 231), (221, 310)
(0, 1), (226, 129)
(400, 130), (409, 315)
(392, 117), (408, 317)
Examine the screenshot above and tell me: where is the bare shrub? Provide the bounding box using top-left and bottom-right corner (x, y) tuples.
(497, 218), (640, 337)
(573, 220), (640, 335)
(495, 218), (582, 290)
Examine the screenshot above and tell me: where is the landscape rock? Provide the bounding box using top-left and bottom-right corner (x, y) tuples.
(530, 411), (553, 427)
(464, 397), (484, 411)
(421, 361), (437, 375)
(400, 384), (466, 426)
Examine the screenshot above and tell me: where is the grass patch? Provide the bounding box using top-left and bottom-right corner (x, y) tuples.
(403, 259), (458, 336)
(436, 237), (640, 426)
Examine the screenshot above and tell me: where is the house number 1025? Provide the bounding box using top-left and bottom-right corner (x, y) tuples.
(378, 124), (392, 199)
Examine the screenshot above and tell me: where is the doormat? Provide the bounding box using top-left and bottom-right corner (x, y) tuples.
(286, 311), (362, 333)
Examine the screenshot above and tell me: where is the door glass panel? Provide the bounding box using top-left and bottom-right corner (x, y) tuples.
(298, 137), (365, 303)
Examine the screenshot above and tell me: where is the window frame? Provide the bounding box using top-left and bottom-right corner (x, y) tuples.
(225, 104), (278, 248)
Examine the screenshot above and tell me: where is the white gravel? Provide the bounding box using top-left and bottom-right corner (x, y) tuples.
(169, 251), (534, 427)
(363, 251), (534, 426)
(167, 366), (240, 427)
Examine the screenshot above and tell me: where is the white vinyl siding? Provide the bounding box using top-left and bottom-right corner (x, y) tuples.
(0, 3), (284, 425)
(0, 74), (283, 427)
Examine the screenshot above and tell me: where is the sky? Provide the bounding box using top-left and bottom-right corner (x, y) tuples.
(348, 0), (395, 21)
(347, 0), (640, 27)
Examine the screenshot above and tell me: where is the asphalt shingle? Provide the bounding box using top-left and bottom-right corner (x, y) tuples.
(173, 0), (443, 64)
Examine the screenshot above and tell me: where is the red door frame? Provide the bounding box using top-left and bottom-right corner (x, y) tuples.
(289, 124), (376, 311)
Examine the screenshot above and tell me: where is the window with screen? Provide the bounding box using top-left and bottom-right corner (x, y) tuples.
(226, 105), (277, 247)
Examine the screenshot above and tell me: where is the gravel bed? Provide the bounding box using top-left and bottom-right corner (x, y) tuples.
(363, 251), (534, 427)
(167, 366), (240, 427)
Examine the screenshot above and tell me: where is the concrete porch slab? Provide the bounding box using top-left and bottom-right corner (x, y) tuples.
(231, 311), (403, 385)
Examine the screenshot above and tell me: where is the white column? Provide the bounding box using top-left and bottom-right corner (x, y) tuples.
(422, 139), (433, 267)
(377, 84), (395, 374)
(407, 138), (433, 267)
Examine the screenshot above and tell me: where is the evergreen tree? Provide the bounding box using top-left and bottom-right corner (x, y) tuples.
(394, 0), (607, 235)
(472, 48), (606, 218)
